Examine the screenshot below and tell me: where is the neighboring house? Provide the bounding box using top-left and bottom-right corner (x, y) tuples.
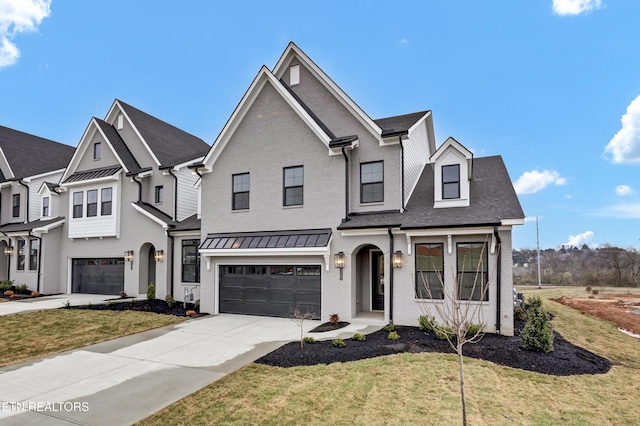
(194, 43), (524, 335)
(0, 126), (75, 291)
(51, 100), (209, 299)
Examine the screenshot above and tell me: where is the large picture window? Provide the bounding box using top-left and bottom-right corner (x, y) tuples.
(415, 243), (444, 299)
(87, 190), (98, 217)
(182, 239), (200, 283)
(73, 192), (83, 218)
(283, 166), (303, 206)
(101, 188), (112, 215)
(232, 173), (250, 210)
(361, 161), (384, 203)
(456, 242), (488, 301)
(442, 164), (460, 199)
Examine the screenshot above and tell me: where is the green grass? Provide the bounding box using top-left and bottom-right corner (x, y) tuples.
(0, 309), (186, 367)
(138, 286), (640, 426)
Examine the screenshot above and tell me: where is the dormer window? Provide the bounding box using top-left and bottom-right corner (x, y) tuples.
(42, 197), (50, 217)
(93, 142), (101, 160)
(442, 164), (460, 199)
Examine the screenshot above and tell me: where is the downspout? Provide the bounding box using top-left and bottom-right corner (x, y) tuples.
(167, 168), (178, 221)
(341, 146), (350, 221)
(399, 136), (405, 211)
(388, 227), (394, 323)
(132, 175), (142, 202)
(18, 180), (29, 224)
(493, 226), (502, 335)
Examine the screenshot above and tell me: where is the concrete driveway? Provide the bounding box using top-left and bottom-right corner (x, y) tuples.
(0, 313), (378, 425)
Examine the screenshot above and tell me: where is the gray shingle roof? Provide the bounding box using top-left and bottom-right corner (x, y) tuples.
(171, 214), (201, 232)
(63, 165), (122, 184)
(0, 125), (75, 181)
(133, 201), (178, 227)
(0, 217), (65, 233)
(338, 156), (524, 230)
(201, 229), (332, 250)
(94, 119), (142, 174)
(118, 101), (210, 167)
(374, 111), (429, 137)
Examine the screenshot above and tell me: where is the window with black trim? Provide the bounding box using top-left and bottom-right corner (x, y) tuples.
(283, 166), (303, 206)
(457, 242), (488, 301)
(29, 239), (38, 270)
(360, 161), (384, 203)
(93, 142), (101, 160)
(42, 197), (49, 217)
(17, 239), (25, 271)
(12, 194), (20, 218)
(415, 243), (444, 299)
(442, 164), (460, 199)
(155, 185), (163, 204)
(73, 192), (83, 218)
(232, 173), (249, 210)
(87, 190), (98, 217)
(181, 239), (200, 283)
(101, 188), (112, 215)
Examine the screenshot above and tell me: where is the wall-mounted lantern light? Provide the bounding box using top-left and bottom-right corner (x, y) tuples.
(4, 246), (13, 256)
(392, 250), (403, 268)
(154, 250), (164, 262)
(334, 251), (345, 280)
(124, 250), (134, 269)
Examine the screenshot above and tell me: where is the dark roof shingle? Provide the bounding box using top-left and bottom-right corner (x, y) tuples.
(374, 111), (429, 137)
(94, 119), (142, 174)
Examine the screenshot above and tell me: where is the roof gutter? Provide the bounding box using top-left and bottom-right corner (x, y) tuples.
(341, 146), (350, 221)
(493, 226), (502, 335)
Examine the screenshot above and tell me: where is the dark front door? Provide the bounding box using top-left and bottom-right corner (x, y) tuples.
(372, 251), (384, 310)
(72, 258), (125, 295)
(219, 265), (321, 318)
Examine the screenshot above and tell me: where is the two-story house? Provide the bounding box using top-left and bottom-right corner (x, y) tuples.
(51, 100), (209, 299)
(0, 126), (75, 292)
(194, 43), (524, 335)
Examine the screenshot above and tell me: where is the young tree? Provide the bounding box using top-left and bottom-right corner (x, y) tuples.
(416, 241), (495, 426)
(288, 306), (316, 349)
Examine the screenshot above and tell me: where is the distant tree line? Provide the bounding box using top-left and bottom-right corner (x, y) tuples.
(512, 244), (640, 287)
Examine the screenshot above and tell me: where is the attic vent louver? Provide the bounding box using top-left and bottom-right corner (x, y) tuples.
(290, 64), (300, 86)
(117, 114), (124, 130)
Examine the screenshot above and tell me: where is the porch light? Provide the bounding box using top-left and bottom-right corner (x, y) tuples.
(124, 250), (134, 270)
(392, 250), (403, 268)
(3, 246), (13, 256)
(154, 250), (164, 262)
(334, 251), (345, 280)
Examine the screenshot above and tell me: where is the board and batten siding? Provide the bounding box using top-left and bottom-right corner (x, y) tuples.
(67, 180), (120, 239)
(403, 119), (431, 205)
(176, 166), (200, 221)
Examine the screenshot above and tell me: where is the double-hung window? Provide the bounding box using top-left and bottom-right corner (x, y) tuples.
(232, 173), (250, 210)
(155, 185), (163, 204)
(101, 188), (112, 215)
(283, 166), (303, 206)
(73, 192), (83, 218)
(12, 194), (20, 218)
(457, 242), (488, 301)
(415, 243), (444, 299)
(442, 164), (460, 199)
(87, 190), (98, 217)
(29, 239), (39, 270)
(42, 197), (49, 217)
(361, 161), (384, 203)
(182, 239), (200, 283)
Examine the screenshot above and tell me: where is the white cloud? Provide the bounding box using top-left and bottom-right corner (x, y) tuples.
(552, 0), (602, 16)
(615, 185), (635, 196)
(513, 170), (567, 194)
(605, 95), (640, 164)
(562, 231), (594, 248)
(524, 216), (540, 223)
(399, 38), (408, 45)
(0, 0), (51, 68)
(597, 203), (640, 219)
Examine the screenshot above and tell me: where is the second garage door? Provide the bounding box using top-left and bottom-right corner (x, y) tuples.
(219, 265), (321, 318)
(71, 258), (125, 295)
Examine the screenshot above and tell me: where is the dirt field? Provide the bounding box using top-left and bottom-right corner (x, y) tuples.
(554, 293), (640, 335)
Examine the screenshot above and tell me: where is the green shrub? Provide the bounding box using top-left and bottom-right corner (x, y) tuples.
(592, 289), (599, 295)
(585, 286), (592, 293)
(588, 295), (595, 299)
(387, 331), (400, 341)
(353, 333), (366, 341)
(520, 295), (554, 353)
(332, 339), (345, 348)
(383, 323), (395, 332)
(147, 284), (155, 300)
(514, 307), (526, 320)
(418, 315), (435, 332)
(434, 327), (454, 341)
(465, 322), (484, 336)
(302, 336), (315, 344)
(15, 284), (29, 294)
(165, 295), (176, 307)
(0, 280), (13, 292)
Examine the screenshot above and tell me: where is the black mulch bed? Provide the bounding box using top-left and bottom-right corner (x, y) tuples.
(256, 323), (612, 376)
(65, 299), (205, 317)
(309, 321), (350, 332)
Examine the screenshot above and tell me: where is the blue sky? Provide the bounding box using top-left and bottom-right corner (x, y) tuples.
(1, 0), (639, 250)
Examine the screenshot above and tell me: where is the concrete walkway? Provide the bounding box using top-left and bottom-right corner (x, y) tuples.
(0, 311), (379, 425)
(0, 294), (122, 316)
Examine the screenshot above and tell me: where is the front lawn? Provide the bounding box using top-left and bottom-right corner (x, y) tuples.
(0, 309), (186, 368)
(138, 287), (640, 426)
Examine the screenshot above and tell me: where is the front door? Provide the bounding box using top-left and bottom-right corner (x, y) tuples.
(371, 251), (384, 310)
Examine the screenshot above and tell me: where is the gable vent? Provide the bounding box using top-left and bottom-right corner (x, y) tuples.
(290, 64), (300, 86)
(117, 114), (124, 130)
